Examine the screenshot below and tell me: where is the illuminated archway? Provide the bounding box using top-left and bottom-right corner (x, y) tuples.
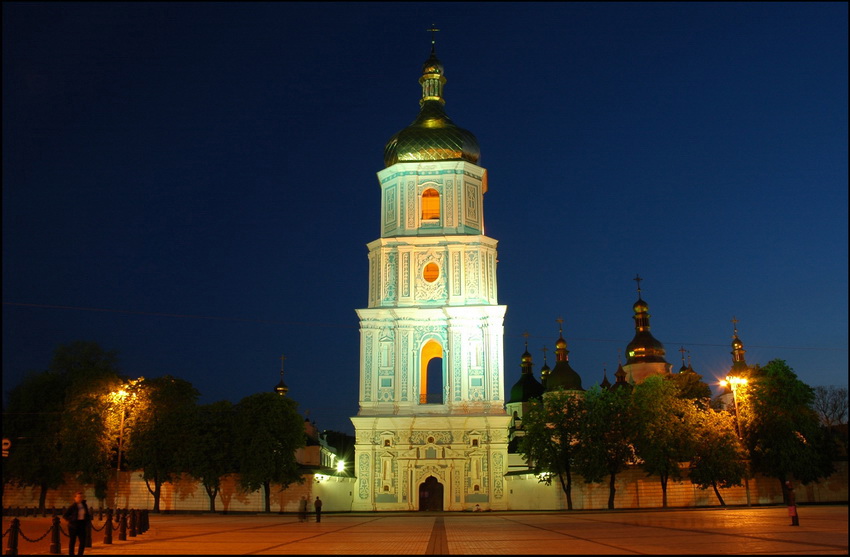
(420, 340), (443, 404)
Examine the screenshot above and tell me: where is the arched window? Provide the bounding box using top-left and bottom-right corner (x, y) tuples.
(420, 340), (443, 404)
(421, 188), (440, 220)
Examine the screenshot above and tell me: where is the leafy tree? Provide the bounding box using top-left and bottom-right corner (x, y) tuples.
(51, 341), (125, 500)
(688, 407), (749, 506)
(738, 359), (835, 490)
(184, 401), (237, 511)
(667, 367), (712, 404)
(631, 375), (698, 508)
(126, 375), (199, 512)
(518, 389), (584, 510)
(574, 386), (634, 509)
(2, 370), (67, 511)
(3, 342), (124, 505)
(233, 393), (306, 512)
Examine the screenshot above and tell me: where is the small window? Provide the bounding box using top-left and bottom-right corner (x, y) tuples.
(472, 439), (479, 447)
(421, 188), (440, 220)
(473, 485), (480, 492)
(428, 437), (435, 444)
(384, 439), (391, 447)
(423, 263), (439, 283)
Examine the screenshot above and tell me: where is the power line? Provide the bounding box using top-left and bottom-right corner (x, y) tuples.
(4, 302), (845, 352)
(2, 302), (357, 329)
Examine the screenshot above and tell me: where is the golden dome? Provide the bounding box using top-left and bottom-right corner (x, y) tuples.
(633, 299), (648, 314)
(383, 50), (480, 167)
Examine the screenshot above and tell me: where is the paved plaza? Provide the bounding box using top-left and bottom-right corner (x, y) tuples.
(9, 505), (848, 555)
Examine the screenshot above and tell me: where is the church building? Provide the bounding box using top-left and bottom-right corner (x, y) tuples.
(350, 40), (510, 511)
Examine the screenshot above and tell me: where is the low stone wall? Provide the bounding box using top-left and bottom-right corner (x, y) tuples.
(505, 461), (848, 510)
(3, 462), (845, 513)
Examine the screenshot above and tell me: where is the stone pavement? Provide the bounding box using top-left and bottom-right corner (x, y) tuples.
(21, 505), (850, 555)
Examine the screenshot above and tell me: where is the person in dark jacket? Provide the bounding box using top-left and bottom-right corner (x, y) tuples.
(314, 496), (323, 522)
(62, 491), (93, 555)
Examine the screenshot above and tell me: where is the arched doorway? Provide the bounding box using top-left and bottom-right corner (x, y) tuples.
(418, 476), (444, 511)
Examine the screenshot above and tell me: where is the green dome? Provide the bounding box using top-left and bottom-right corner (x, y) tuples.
(507, 372), (545, 404)
(546, 360), (584, 392)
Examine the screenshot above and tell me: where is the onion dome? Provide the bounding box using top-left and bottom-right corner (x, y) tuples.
(625, 277), (668, 365)
(730, 317), (749, 372)
(383, 46), (481, 167)
(540, 359), (551, 389)
(546, 320), (584, 392)
(274, 355), (288, 396)
(508, 339), (545, 404)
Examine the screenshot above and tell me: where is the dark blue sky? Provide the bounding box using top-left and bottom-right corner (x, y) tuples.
(4, 3), (847, 436)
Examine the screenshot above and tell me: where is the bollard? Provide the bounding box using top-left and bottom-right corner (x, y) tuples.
(86, 517), (93, 548)
(48, 516), (61, 554)
(128, 509), (137, 537)
(141, 509), (149, 534)
(5, 517), (20, 556)
(103, 509), (113, 545)
(118, 510), (128, 541)
(98, 507), (103, 521)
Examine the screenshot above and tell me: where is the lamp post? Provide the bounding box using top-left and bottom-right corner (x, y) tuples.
(720, 376), (750, 506)
(113, 389), (130, 508)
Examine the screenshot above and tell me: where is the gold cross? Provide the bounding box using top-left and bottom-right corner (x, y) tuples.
(427, 24), (440, 46)
(634, 274), (643, 295)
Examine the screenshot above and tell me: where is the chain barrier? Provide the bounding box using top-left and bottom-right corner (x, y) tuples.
(2, 507), (150, 556)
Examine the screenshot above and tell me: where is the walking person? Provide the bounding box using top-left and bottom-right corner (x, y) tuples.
(785, 481), (800, 526)
(298, 496), (308, 522)
(62, 491), (93, 555)
(314, 496), (323, 522)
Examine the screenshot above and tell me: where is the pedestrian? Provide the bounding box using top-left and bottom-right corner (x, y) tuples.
(62, 491), (92, 556)
(785, 481), (799, 526)
(314, 496), (323, 522)
(298, 496), (308, 522)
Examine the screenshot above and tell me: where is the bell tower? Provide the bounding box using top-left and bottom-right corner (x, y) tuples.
(350, 36), (510, 511)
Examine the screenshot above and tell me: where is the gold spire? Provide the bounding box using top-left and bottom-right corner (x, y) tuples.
(275, 354), (289, 396)
(731, 316), (748, 368)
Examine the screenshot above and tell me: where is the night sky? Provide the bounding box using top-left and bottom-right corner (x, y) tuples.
(4, 3), (847, 436)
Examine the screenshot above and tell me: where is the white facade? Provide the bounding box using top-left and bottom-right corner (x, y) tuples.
(351, 158), (510, 511)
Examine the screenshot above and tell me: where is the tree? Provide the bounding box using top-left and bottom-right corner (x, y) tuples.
(812, 386), (848, 430)
(667, 367), (712, 405)
(3, 341), (124, 505)
(126, 375), (199, 512)
(518, 390), (584, 510)
(2, 370), (67, 511)
(233, 393), (306, 512)
(184, 401), (237, 511)
(51, 341), (125, 500)
(630, 375), (698, 508)
(574, 386), (635, 509)
(739, 359), (835, 490)
(688, 407), (749, 506)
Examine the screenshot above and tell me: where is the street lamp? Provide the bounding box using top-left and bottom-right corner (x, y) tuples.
(111, 387), (134, 507)
(720, 375), (750, 506)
